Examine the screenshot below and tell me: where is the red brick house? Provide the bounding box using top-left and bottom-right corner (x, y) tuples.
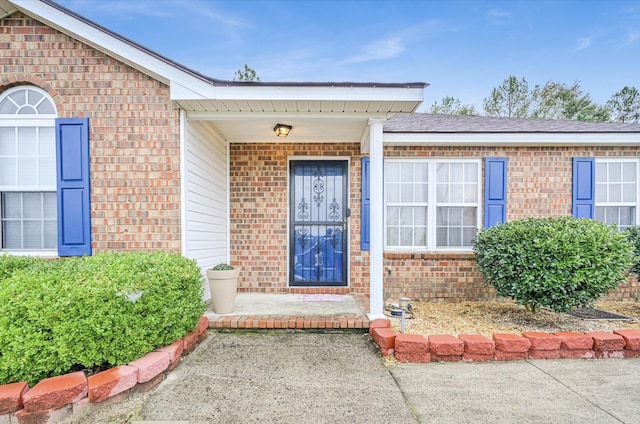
(2, 0), (639, 318)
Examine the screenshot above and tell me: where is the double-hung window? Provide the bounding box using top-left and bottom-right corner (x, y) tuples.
(595, 159), (638, 230)
(384, 159), (481, 250)
(0, 86), (57, 252)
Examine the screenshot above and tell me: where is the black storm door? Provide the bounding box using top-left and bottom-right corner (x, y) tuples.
(290, 160), (348, 286)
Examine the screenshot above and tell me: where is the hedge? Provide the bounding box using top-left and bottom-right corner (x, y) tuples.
(473, 216), (634, 313)
(0, 252), (206, 385)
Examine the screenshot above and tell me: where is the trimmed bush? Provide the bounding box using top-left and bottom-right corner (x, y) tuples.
(473, 216), (633, 313)
(0, 253), (38, 281)
(625, 225), (640, 276)
(0, 252), (206, 385)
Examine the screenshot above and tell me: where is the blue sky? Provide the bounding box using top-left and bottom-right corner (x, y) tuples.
(58, 0), (639, 112)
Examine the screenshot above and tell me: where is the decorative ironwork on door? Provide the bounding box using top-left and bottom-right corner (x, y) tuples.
(290, 161), (348, 286)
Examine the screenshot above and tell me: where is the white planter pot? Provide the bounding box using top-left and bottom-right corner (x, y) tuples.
(207, 268), (240, 314)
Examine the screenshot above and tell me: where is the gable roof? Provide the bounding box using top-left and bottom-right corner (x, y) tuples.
(2, 0), (426, 115)
(385, 113), (640, 134)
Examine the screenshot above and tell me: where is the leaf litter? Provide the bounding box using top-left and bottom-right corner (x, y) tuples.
(389, 300), (640, 338)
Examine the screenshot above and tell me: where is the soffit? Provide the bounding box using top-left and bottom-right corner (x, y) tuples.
(0, 0), (17, 18)
(181, 89), (424, 143)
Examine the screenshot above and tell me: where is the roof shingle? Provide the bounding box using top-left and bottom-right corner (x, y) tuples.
(384, 113), (640, 134)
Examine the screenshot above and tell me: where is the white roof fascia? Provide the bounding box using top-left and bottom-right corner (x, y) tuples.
(10, 0), (215, 100)
(383, 132), (640, 146)
(174, 84), (424, 104)
(186, 111), (393, 120)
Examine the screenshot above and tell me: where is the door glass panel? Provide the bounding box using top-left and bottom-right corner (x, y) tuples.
(290, 161), (347, 286)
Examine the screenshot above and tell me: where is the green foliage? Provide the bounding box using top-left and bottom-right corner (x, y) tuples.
(450, 75), (630, 122)
(473, 217), (633, 313)
(211, 263), (235, 271)
(483, 75), (531, 118)
(0, 253), (38, 281)
(429, 96), (478, 116)
(531, 80), (610, 122)
(0, 252), (206, 385)
(233, 64), (260, 82)
(607, 86), (640, 123)
(625, 225), (640, 276)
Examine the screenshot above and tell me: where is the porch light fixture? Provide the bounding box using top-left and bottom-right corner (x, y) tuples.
(273, 123), (292, 137)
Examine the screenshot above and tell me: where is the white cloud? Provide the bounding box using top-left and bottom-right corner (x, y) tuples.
(575, 35), (594, 51)
(341, 19), (448, 65)
(343, 37), (406, 64)
(63, 0), (173, 19)
(62, 0), (245, 27)
(488, 8), (511, 19)
(178, 1), (246, 28)
(487, 8), (512, 24)
(627, 30), (639, 44)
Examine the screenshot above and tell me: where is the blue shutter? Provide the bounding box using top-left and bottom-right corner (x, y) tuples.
(484, 157), (508, 228)
(56, 118), (92, 256)
(361, 157), (370, 250)
(572, 157), (595, 219)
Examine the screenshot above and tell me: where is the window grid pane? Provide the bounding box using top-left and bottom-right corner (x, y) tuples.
(386, 206), (428, 247)
(436, 207), (477, 247)
(1, 87), (58, 251)
(595, 161), (638, 231)
(385, 160), (479, 249)
(1, 192), (57, 250)
(595, 206), (635, 231)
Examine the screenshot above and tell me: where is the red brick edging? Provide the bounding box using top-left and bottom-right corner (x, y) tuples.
(0, 316), (209, 423)
(369, 319), (640, 363)
(207, 315), (369, 330)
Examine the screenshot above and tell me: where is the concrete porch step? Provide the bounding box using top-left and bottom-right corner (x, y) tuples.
(205, 293), (371, 330)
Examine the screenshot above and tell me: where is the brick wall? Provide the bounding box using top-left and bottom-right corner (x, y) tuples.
(385, 145), (640, 301)
(229, 143), (369, 294)
(0, 13), (182, 252)
(229, 143), (640, 301)
(383, 253), (495, 303)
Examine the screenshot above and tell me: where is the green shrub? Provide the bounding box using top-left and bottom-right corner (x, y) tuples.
(211, 263), (234, 271)
(473, 216), (633, 313)
(0, 253), (38, 281)
(625, 225), (640, 276)
(0, 252), (206, 385)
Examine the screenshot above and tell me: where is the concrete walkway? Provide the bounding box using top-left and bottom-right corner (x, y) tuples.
(63, 330), (640, 424)
(392, 358), (640, 423)
(63, 332), (640, 423)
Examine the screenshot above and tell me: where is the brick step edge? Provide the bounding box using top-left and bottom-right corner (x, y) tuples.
(0, 315), (209, 421)
(208, 315), (370, 330)
(369, 320), (640, 363)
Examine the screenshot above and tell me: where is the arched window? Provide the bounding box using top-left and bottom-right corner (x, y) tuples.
(0, 86), (57, 251)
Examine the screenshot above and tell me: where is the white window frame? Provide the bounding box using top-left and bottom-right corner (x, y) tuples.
(595, 158), (640, 230)
(0, 86), (57, 256)
(384, 158), (481, 252)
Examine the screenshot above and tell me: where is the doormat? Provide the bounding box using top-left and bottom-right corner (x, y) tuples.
(566, 307), (634, 321)
(303, 294), (344, 302)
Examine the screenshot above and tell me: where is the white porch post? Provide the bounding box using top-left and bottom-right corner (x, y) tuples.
(368, 120), (385, 319)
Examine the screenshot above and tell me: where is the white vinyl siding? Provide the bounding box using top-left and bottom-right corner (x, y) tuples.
(183, 119), (229, 292)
